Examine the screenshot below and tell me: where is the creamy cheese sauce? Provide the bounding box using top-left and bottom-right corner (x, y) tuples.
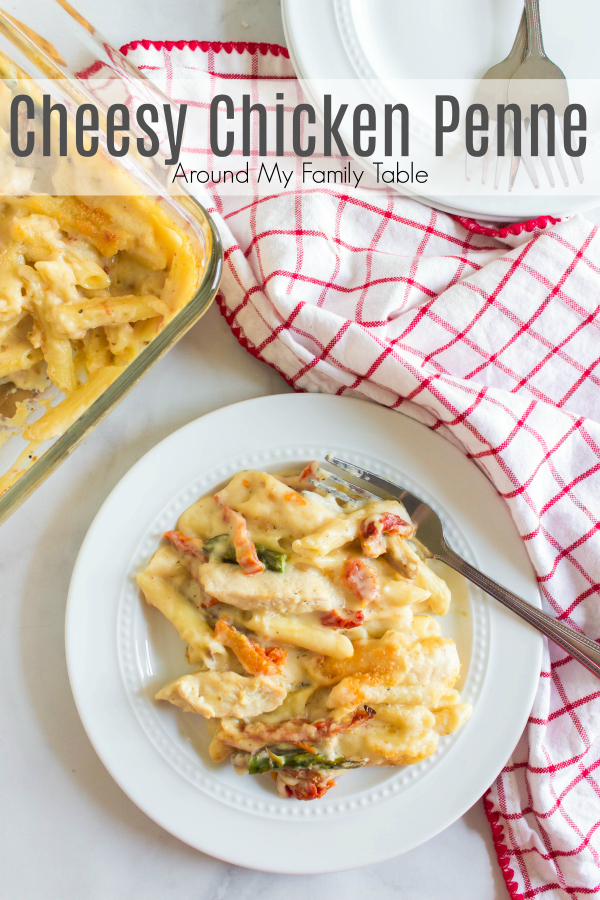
(138, 466), (472, 800)
(0, 57), (201, 495)
(0, 195), (199, 493)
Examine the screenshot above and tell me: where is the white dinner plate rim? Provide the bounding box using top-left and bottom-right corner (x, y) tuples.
(65, 394), (543, 873)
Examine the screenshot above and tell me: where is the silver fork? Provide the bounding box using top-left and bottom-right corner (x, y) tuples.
(466, 9), (534, 189)
(315, 455), (600, 681)
(508, 0), (584, 189)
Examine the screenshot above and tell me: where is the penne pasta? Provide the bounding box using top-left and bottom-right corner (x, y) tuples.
(413, 560), (452, 616)
(32, 296), (77, 394)
(0, 338), (42, 378)
(247, 611), (354, 659)
(141, 464), (472, 801)
(83, 328), (112, 376)
(22, 366), (125, 441)
(137, 572), (228, 670)
(49, 295), (167, 339)
(0, 182), (200, 494)
(22, 196), (130, 256)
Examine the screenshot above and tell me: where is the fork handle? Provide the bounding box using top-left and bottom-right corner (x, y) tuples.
(508, 9), (527, 62)
(438, 548), (600, 680)
(524, 0), (546, 58)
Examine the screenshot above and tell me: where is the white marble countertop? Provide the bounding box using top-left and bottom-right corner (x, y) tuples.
(0, 2), (570, 898)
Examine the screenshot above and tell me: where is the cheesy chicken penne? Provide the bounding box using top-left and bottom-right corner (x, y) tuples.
(0, 195), (200, 494)
(0, 50), (202, 496)
(138, 464), (472, 801)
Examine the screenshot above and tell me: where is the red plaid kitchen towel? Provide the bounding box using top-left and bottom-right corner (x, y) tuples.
(122, 40), (600, 898)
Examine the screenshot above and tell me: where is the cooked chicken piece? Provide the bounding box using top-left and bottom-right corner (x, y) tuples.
(385, 535), (419, 579)
(325, 635), (461, 708)
(155, 670), (288, 718)
(305, 629), (414, 687)
(337, 720), (440, 766)
(196, 560), (344, 614)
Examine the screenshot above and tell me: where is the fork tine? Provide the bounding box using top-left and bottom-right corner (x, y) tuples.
(494, 122), (511, 190)
(321, 470), (380, 499)
(556, 115), (584, 185)
(308, 478), (356, 503)
(481, 120), (496, 185)
(465, 144), (475, 183)
(571, 154), (584, 185)
(509, 115), (524, 191)
(325, 455), (404, 500)
(537, 121), (556, 188)
(511, 120), (539, 191)
(553, 145), (569, 188)
(509, 149), (521, 192)
(551, 116), (569, 187)
(521, 122), (541, 189)
(540, 157), (556, 188)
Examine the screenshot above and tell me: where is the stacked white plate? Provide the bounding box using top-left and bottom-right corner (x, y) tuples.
(282, 0), (600, 221)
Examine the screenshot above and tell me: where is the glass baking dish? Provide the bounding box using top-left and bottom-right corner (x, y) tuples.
(0, 0), (223, 526)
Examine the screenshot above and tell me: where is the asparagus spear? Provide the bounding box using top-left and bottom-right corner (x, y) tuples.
(203, 534), (231, 557)
(255, 545), (286, 573)
(248, 745), (366, 775)
(203, 534), (286, 572)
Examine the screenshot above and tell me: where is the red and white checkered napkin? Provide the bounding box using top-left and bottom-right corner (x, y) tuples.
(123, 40), (600, 897)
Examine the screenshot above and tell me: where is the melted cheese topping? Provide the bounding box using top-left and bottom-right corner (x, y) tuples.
(0, 59), (201, 495)
(138, 467), (472, 799)
(0, 196), (200, 494)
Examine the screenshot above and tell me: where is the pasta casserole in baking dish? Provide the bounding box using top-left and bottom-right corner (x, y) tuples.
(137, 463), (472, 800)
(0, 53), (202, 498)
(0, 193), (199, 494)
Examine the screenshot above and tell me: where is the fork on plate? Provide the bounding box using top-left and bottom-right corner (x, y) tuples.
(465, 9), (530, 189)
(315, 456), (600, 681)
(467, 0), (584, 191)
(508, 0), (584, 190)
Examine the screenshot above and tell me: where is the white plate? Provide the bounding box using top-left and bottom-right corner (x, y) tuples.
(66, 394), (542, 873)
(282, 0), (600, 222)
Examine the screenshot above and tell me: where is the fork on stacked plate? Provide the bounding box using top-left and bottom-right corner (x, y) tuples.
(466, 0), (584, 191)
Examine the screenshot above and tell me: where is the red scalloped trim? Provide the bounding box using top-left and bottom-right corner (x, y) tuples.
(453, 214), (561, 239)
(120, 39), (290, 58)
(216, 292), (304, 393)
(483, 791), (525, 900)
